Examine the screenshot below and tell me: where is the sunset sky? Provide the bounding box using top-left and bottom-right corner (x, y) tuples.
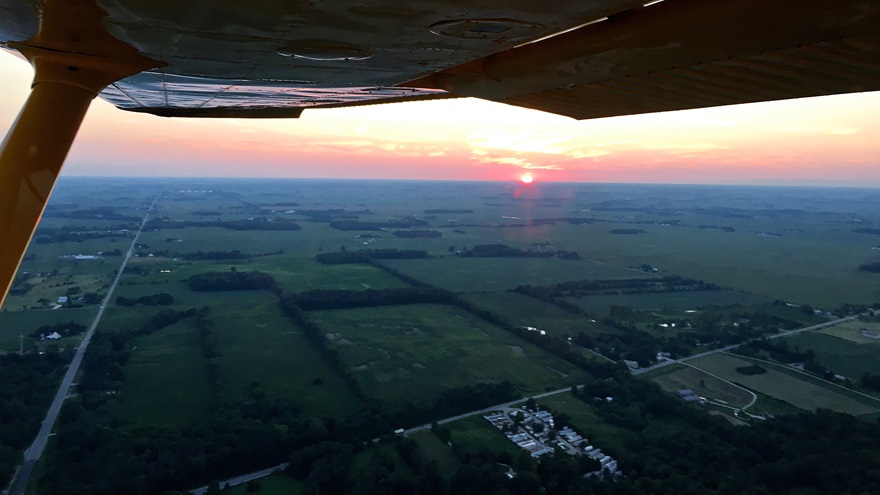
(2, 50), (880, 186)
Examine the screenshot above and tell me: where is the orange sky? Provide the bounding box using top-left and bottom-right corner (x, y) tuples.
(2, 50), (880, 186)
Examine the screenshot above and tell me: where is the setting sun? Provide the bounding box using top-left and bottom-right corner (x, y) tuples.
(521, 173), (534, 184)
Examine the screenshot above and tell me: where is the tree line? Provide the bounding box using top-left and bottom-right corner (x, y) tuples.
(116, 292), (174, 306)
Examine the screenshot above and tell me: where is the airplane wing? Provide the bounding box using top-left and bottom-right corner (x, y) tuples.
(0, 0), (879, 305)
(3, 0), (879, 119)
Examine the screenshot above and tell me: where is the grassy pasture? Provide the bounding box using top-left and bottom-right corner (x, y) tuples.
(783, 331), (880, 380)
(0, 308), (96, 351)
(210, 298), (361, 418)
(688, 353), (879, 416)
(382, 257), (642, 292)
(565, 290), (768, 314)
(446, 416), (520, 457)
(462, 292), (619, 337)
(121, 318), (212, 427)
(650, 365), (754, 409)
(410, 431), (459, 478)
(537, 392), (633, 455)
(248, 258), (409, 294)
(541, 222), (880, 308)
(310, 304), (584, 405)
(820, 320), (880, 344)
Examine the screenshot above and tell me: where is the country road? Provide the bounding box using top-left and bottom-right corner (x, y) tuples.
(6, 194), (160, 495)
(633, 313), (863, 376)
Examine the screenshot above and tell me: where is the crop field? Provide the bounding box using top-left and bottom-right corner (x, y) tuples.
(210, 298), (362, 418)
(688, 353), (880, 416)
(650, 365), (755, 409)
(381, 257), (643, 292)
(310, 304), (585, 405)
(565, 290), (768, 314)
(462, 292), (619, 337)
(0, 308), (96, 351)
(537, 392), (633, 455)
(121, 318), (213, 426)
(782, 331), (880, 381)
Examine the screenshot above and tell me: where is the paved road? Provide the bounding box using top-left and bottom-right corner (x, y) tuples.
(400, 385), (578, 437)
(6, 195), (159, 495)
(633, 314), (862, 376)
(190, 464), (289, 495)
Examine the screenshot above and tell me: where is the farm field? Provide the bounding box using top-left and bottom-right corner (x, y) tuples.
(820, 320), (880, 344)
(381, 257), (643, 292)
(542, 222), (880, 308)
(565, 290), (768, 314)
(688, 353), (880, 416)
(782, 331), (880, 380)
(121, 318), (212, 427)
(461, 291), (618, 337)
(208, 297), (361, 418)
(309, 304), (585, 405)
(650, 365), (755, 409)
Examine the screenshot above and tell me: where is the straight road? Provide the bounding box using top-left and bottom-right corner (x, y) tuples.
(189, 464), (289, 495)
(7, 195), (160, 495)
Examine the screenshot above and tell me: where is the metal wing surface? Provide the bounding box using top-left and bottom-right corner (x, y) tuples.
(1, 0), (876, 119)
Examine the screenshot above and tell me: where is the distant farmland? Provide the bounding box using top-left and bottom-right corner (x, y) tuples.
(381, 257), (642, 292)
(309, 304), (586, 405)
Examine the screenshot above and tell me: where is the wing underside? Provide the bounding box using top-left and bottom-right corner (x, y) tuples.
(3, 0), (877, 119)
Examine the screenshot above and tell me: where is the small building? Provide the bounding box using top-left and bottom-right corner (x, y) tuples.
(624, 360), (640, 369)
(394, 428), (405, 436)
(57, 296), (68, 304)
(45, 332), (62, 340)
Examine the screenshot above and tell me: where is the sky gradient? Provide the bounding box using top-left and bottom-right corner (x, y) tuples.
(2, 50), (880, 186)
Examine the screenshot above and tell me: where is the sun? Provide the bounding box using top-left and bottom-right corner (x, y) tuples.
(520, 173), (534, 184)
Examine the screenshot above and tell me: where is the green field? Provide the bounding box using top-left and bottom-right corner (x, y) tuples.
(0, 308), (96, 351)
(210, 297), (362, 418)
(565, 290), (768, 314)
(540, 222), (880, 308)
(310, 304), (584, 405)
(650, 365), (755, 409)
(121, 318), (213, 426)
(410, 431), (459, 478)
(382, 257), (643, 292)
(537, 392), (633, 455)
(462, 292), (618, 337)
(688, 353), (880, 416)
(820, 320), (880, 344)
(783, 331), (880, 380)
(118, 256), (408, 303)
(446, 415), (520, 457)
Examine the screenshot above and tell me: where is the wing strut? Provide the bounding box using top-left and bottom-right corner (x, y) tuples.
(0, 66), (98, 309)
(0, 0), (161, 308)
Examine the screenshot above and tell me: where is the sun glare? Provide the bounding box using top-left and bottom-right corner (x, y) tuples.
(521, 173), (534, 184)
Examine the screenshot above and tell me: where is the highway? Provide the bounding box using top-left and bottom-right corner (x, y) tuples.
(6, 195), (159, 495)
